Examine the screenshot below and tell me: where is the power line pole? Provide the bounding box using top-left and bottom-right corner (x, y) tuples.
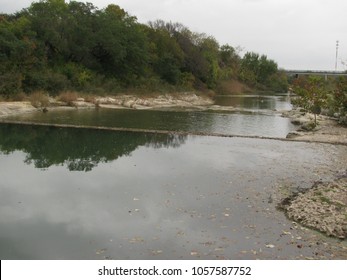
(335, 40), (339, 71)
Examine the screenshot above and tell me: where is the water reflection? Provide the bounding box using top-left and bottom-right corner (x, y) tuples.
(0, 124), (186, 171)
(1, 132), (345, 260)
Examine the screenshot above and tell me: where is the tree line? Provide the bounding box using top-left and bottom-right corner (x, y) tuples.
(0, 0), (288, 98)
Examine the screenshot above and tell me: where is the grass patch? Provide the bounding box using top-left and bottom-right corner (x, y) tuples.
(318, 196), (332, 205)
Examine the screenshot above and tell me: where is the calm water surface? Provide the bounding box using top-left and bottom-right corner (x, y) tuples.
(1, 94), (346, 259)
(4, 93), (296, 138)
(214, 92), (292, 111)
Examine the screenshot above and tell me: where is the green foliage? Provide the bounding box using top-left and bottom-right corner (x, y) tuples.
(292, 76), (347, 125)
(240, 52), (281, 91)
(293, 76), (326, 109)
(292, 76), (327, 125)
(219, 44), (241, 79)
(0, 14), (40, 96)
(333, 77), (347, 112)
(0, 1), (285, 97)
(267, 71), (289, 92)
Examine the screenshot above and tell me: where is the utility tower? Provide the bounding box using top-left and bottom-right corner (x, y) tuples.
(335, 40), (339, 71)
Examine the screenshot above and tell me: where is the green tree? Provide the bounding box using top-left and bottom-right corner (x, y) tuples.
(219, 44), (241, 79)
(0, 14), (41, 96)
(240, 52), (279, 90)
(145, 26), (184, 84)
(258, 55), (277, 85)
(198, 35), (220, 88)
(293, 76), (327, 125)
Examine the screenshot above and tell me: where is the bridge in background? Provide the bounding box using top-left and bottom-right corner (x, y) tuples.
(284, 70), (347, 80)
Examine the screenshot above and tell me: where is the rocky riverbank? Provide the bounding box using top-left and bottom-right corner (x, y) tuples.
(284, 108), (347, 145)
(279, 176), (347, 239)
(0, 101), (38, 117)
(0, 92), (214, 117)
(280, 108), (347, 240)
(54, 92), (214, 110)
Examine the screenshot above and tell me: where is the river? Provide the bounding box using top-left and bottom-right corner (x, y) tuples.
(3, 93), (296, 138)
(0, 93), (346, 259)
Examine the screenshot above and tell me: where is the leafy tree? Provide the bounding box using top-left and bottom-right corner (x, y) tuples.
(333, 77), (347, 112)
(219, 44), (241, 79)
(293, 76), (327, 125)
(145, 26), (184, 84)
(0, 14), (41, 96)
(198, 35), (220, 88)
(0, 1), (285, 96)
(240, 52), (279, 90)
(258, 55), (277, 85)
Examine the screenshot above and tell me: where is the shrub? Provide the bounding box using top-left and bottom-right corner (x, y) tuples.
(23, 71), (71, 95)
(29, 91), (50, 108)
(0, 72), (22, 97)
(58, 91), (78, 106)
(84, 95), (96, 104)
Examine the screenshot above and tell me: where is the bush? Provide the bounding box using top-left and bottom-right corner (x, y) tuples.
(58, 91), (78, 106)
(23, 70), (71, 95)
(29, 91), (50, 108)
(0, 72), (22, 97)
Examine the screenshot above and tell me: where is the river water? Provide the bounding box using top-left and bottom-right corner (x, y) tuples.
(3, 93), (296, 138)
(0, 93), (346, 259)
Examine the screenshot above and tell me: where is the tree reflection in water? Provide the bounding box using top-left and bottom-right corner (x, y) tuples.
(0, 124), (187, 171)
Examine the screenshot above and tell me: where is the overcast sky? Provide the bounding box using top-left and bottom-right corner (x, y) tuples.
(1, 0), (346, 71)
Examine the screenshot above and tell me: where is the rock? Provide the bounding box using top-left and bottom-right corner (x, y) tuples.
(0, 101), (38, 116)
(291, 118), (303, 125)
(123, 99), (136, 108)
(71, 101), (95, 108)
(281, 178), (347, 239)
(300, 122), (316, 131)
(286, 131), (304, 138)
